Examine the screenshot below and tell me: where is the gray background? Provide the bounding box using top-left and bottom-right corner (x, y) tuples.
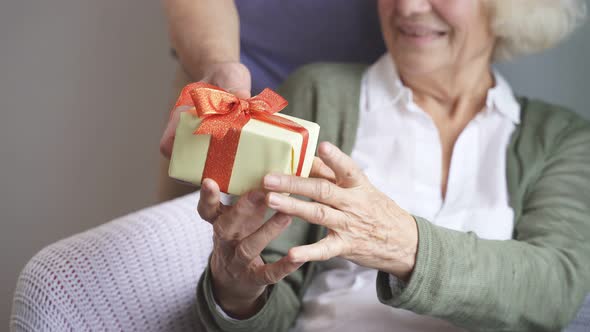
(1, 0), (588, 328)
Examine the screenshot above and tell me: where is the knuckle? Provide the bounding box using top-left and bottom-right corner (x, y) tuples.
(235, 197), (250, 213)
(232, 205), (252, 221)
(258, 224), (275, 244)
(345, 168), (357, 181)
(212, 221), (238, 242)
(235, 243), (254, 262)
(343, 217), (356, 233)
(317, 180), (334, 201)
(284, 176), (295, 193)
(262, 268), (277, 285)
(260, 226), (276, 244)
(269, 217), (283, 230)
(313, 205), (328, 224)
(273, 215), (291, 230)
(285, 197), (298, 213)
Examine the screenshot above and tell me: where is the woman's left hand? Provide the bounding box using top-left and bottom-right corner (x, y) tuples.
(263, 142), (419, 281)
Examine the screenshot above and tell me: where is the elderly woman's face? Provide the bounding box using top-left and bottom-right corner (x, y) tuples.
(378, 0), (495, 75)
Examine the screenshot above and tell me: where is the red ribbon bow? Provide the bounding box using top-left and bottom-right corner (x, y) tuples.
(174, 82), (309, 193)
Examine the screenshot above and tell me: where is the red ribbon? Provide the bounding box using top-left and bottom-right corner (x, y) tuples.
(174, 82), (309, 193)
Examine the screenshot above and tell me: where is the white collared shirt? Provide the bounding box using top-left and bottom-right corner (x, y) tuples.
(289, 54), (521, 332)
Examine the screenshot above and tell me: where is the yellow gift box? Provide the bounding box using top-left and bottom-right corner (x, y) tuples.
(168, 83), (320, 196)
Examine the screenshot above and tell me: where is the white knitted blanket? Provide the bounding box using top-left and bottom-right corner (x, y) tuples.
(11, 193), (211, 331)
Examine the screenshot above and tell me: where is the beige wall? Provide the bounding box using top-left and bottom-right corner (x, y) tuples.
(1, 0), (588, 328)
(1, 0), (175, 326)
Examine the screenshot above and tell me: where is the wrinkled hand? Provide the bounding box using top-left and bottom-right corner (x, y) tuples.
(263, 142), (419, 281)
(160, 62), (251, 158)
(197, 179), (302, 319)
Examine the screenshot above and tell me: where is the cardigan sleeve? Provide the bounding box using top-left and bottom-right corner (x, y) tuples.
(376, 111), (590, 331)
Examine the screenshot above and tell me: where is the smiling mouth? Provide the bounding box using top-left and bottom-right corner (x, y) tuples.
(397, 25), (447, 39)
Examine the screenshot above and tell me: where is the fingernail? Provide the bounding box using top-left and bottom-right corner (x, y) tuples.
(277, 215), (291, 226)
(264, 175), (280, 189)
(267, 193), (283, 208)
(248, 191), (265, 204)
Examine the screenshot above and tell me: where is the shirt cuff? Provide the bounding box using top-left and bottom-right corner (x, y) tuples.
(212, 287), (270, 322)
(214, 301), (240, 321)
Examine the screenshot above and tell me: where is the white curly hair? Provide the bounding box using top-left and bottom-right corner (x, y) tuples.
(487, 0), (587, 60)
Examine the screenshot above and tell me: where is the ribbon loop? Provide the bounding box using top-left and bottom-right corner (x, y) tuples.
(173, 82), (308, 193)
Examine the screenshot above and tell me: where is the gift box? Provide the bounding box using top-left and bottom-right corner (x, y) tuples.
(168, 83), (320, 196)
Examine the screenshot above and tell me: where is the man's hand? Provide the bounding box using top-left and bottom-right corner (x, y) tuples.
(159, 62), (251, 158)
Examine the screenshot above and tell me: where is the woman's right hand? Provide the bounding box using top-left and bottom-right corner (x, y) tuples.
(160, 62), (251, 159)
(198, 178), (303, 319)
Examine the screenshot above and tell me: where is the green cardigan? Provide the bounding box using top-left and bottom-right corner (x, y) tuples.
(196, 63), (590, 331)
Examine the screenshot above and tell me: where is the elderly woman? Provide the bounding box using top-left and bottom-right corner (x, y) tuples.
(193, 0), (590, 331)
